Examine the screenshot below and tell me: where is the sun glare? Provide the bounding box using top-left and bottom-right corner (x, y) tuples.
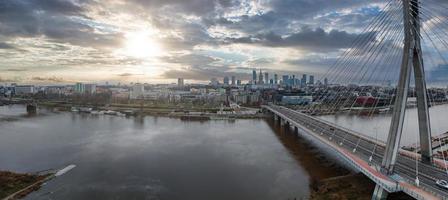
(123, 30), (163, 59)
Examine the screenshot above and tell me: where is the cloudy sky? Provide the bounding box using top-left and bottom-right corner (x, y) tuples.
(0, 0), (446, 84)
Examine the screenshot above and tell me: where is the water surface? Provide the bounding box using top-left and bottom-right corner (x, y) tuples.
(1, 105), (314, 200)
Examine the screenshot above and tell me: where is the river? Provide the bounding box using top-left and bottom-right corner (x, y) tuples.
(0, 105), (341, 200)
(318, 104), (448, 145)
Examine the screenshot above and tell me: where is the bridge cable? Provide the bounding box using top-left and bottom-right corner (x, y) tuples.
(324, 9), (404, 115)
(317, 5), (403, 113)
(305, 0), (400, 114)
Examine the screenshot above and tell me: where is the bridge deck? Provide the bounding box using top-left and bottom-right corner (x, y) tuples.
(264, 105), (448, 200)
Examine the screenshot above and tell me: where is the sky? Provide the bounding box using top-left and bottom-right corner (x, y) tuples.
(0, 0), (447, 85)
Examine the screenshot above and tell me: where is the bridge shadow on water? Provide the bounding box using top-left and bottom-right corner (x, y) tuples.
(265, 118), (350, 181)
(264, 118), (413, 200)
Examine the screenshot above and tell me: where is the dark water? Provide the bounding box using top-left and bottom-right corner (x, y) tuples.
(0, 105), (338, 200)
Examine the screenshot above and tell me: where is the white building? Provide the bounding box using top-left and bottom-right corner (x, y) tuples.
(130, 84), (145, 99)
(15, 85), (35, 95)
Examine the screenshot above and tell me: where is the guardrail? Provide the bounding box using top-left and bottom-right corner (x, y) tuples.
(264, 105), (446, 199)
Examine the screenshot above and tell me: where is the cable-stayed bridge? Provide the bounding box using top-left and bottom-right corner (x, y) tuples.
(264, 0), (448, 199)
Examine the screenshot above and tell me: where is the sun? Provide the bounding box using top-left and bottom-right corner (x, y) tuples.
(123, 30), (163, 59)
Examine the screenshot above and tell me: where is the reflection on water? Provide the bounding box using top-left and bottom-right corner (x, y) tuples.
(318, 104), (448, 145)
(1, 105), (314, 200)
(265, 119), (350, 181)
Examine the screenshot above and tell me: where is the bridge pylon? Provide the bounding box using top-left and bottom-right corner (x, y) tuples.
(374, 0), (432, 199)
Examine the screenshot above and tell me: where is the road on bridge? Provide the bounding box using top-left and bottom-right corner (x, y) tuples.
(266, 105), (448, 199)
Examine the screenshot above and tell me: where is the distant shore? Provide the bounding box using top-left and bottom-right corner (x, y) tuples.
(36, 101), (268, 120)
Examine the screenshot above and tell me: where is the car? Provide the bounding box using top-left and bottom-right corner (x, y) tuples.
(436, 180), (448, 190)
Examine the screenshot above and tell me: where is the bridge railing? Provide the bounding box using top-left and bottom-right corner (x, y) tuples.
(264, 104), (447, 199)
(266, 105), (400, 193)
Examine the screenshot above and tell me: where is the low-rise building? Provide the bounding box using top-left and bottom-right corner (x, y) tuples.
(15, 85), (35, 95)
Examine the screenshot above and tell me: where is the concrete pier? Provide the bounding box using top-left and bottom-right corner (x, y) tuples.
(26, 104), (37, 114)
(371, 185), (388, 200)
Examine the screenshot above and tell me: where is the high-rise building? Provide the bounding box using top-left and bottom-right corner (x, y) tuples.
(274, 74), (278, 84)
(75, 82), (85, 93)
(301, 74), (307, 87)
(258, 70), (264, 84)
(324, 78), (329, 86)
(85, 84), (97, 94)
(178, 78), (184, 87)
(237, 80), (242, 86)
(252, 70), (257, 84)
(309, 75), (315, 85)
(292, 75), (296, 86)
(282, 75), (289, 86)
(223, 76), (230, 85)
(264, 72), (269, 84)
(231, 76), (236, 85)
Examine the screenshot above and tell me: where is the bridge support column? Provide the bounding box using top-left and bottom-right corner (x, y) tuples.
(284, 121), (290, 132)
(371, 185), (388, 200)
(382, 0), (432, 174)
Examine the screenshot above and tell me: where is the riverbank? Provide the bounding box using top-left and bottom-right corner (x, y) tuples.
(37, 101), (267, 120)
(310, 173), (413, 200)
(0, 171), (50, 199)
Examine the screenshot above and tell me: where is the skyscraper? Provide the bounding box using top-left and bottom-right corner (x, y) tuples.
(282, 75), (289, 86)
(252, 70), (257, 84)
(309, 75), (315, 85)
(231, 76), (236, 85)
(292, 75), (296, 86)
(85, 84), (96, 94)
(274, 74), (278, 84)
(75, 82), (85, 93)
(223, 76), (230, 85)
(264, 72), (269, 84)
(258, 69), (264, 84)
(324, 78), (328, 86)
(178, 78), (184, 87)
(301, 74), (307, 87)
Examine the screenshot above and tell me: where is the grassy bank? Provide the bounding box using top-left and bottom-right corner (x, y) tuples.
(0, 171), (50, 199)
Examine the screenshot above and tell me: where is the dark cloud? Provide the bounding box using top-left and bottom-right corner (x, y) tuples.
(225, 27), (376, 51)
(0, 42), (15, 49)
(31, 76), (65, 82)
(162, 54), (220, 66)
(429, 65), (448, 82)
(117, 73), (144, 77)
(285, 57), (338, 68)
(0, 0), (122, 49)
(6, 68), (27, 72)
(128, 0), (237, 16)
